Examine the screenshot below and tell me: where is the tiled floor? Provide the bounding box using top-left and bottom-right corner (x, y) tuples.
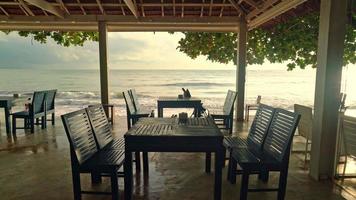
(0, 115), (355, 200)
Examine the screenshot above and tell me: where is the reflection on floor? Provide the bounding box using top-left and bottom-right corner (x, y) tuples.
(0, 116), (355, 200)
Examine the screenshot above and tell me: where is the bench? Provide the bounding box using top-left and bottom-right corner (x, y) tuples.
(224, 104), (275, 183)
(230, 108), (300, 200)
(61, 109), (125, 200)
(87, 104), (149, 173)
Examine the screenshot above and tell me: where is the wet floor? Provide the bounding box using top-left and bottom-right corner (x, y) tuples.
(0, 116), (355, 200)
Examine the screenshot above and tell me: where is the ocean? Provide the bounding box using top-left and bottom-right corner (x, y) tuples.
(1, 68), (355, 117)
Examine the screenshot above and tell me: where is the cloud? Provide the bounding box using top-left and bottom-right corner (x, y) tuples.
(0, 32), (233, 70)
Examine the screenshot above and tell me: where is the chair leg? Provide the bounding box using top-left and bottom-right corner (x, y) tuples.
(111, 168), (119, 200)
(41, 116), (46, 129)
(205, 152), (211, 173)
(51, 113), (55, 125)
(143, 152), (149, 174)
(240, 171), (250, 200)
(227, 155), (232, 181)
(258, 168), (269, 182)
(12, 116), (16, 135)
(72, 169), (82, 200)
(230, 156), (237, 184)
(91, 171), (102, 184)
(304, 138), (309, 168)
(277, 169), (288, 200)
(30, 117), (35, 133)
(343, 155), (348, 177)
(229, 117), (233, 134)
(135, 152), (141, 172)
(222, 148), (226, 168)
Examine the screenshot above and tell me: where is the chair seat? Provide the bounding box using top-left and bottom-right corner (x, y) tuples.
(103, 138), (125, 150)
(82, 150), (125, 170)
(223, 136), (248, 149)
(231, 148), (261, 170)
(12, 111), (29, 117)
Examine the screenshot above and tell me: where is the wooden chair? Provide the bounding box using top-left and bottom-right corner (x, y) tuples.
(87, 104), (149, 173)
(224, 104), (275, 183)
(61, 109), (124, 200)
(245, 95), (262, 121)
(12, 91), (46, 135)
(210, 90), (237, 134)
(293, 104), (313, 168)
(335, 113), (356, 178)
(230, 108), (300, 200)
(89, 104), (115, 125)
(44, 89), (57, 126)
(123, 90), (150, 129)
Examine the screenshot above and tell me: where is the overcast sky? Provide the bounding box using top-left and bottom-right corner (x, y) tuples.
(0, 31), (240, 70)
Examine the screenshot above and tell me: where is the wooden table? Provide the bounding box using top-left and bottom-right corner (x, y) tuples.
(124, 117), (224, 200)
(157, 97), (203, 117)
(0, 97), (14, 134)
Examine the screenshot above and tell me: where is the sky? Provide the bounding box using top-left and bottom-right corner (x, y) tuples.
(0, 31), (227, 70)
(0, 31), (290, 70)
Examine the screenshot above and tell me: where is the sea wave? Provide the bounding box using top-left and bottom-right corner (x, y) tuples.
(156, 82), (233, 87)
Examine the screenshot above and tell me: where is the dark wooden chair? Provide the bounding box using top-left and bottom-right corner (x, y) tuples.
(245, 95), (262, 121)
(129, 89), (152, 115)
(210, 90), (237, 134)
(61, 109), (124, 200)
(87, 104), (149, 173)
(123, 90), (150, 129)
(45, 89), (57, 126)
(224, 104), (275, 183)
(89, 104), (115, 126)
(12, 91), (46, 135)
(230, 108), (300, 200)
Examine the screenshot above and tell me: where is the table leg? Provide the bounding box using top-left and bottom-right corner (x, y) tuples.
(214, 148), (223, 200)
(4, 107), (11, 135)
(124, 149), (133, 200)
(158, 107), (163, 118)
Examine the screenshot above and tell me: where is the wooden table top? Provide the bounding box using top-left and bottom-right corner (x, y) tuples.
(125, 117), (222, 137)
(158, 96), (201, 102)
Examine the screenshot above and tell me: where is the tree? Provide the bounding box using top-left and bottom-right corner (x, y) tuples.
(2, 12), (355, 70)
(176, 13), (355, 70)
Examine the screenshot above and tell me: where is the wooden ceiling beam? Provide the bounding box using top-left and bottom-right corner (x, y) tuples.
(96, 0), (105, 14)
(123, 0), (139, 17)
(246, 0), (278, 20)
(118, 0), (126, 16)
(0, 6), (9, 16)
(209, 0), (213, 16)
(55, 0), (70, 15)
(75, 0), (87, 15)
(227, 0), (244, 15)
(200, 0), (204, 17)
(24, 0), (65, 18)
(248, 0), (307, 29)
(161, 0), (164, 16)
(219, 0), (226, 17)
(18, 0), (35, 16)
(243, 0), (259, 9)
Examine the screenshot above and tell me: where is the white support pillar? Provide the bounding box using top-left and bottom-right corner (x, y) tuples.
(310, 0), (348, 180)
(236, 17), (247, 121)
(98, 21), (110, 112)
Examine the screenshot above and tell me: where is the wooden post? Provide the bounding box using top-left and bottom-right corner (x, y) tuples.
(98, 21), (109, 114)
(236, 17), (247, 121)
(310, 0), (347, 180)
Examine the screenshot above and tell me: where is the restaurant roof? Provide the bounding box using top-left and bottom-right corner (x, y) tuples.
(0, 0), (319, 31)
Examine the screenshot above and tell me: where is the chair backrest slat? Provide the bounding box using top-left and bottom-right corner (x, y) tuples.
(223, 90), (237, 115)
(130, 89), (141, 112)
(263, 108), (300, 162)
(31, 91), (46, 114)
(45, 89), (57, 111)
(341, 115), (356, 156)
(293, 104), (312, 139)
(123, 90), (136, 115)
(87, 104), (113, 149)
(61, 109), (98, 165)
(247, 104), (275, 148)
